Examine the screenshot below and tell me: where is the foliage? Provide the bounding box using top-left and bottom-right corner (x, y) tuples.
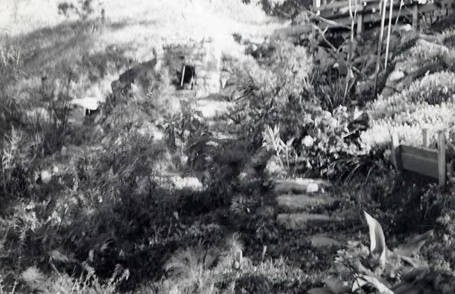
(58, 0), (101, 20)
(362, 72), (455, 150)
(311, 211), (437, 293)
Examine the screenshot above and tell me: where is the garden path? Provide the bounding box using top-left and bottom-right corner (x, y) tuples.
(274, 178), (342, 248)
(193, 94), (346, 248)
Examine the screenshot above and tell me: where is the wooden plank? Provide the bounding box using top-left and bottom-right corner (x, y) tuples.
(316, 0), (449, 12)
(438, 131), (446, 186)
(317, 0), (382, 11)
(313, 0), (450, 31)
(400, 150), (439, 179)
(422, 128), (428, 148)
(391, 133), (400, 170)
(315, 0), (321, 15)
(400, 145), (438, 160)
(357, 13), (364, 34)
(316, 0), (444, 18)
(412, 3), (419, 29)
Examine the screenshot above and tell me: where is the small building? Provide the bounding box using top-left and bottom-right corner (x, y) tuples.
(162, 38), (223, 97)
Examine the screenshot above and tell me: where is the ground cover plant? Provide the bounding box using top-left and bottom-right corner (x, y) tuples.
(1, 0), (455, 293)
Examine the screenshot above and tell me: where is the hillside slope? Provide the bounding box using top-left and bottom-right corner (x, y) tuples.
(1, 0), (284, 102)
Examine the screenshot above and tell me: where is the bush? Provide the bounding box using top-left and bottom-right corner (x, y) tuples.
(230, 40), (313, 147)
(361, 72), (455, 150)
(225, 39), (388, 179)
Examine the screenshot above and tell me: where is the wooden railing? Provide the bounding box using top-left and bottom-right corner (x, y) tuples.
(391, 129), (450, 186)
(312, 0), (453, 32)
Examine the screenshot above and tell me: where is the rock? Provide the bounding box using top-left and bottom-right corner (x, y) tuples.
(195, 99), (232, 118)
(70, 97), (100, 111)
(389, 70), (405, 82)
(273, 178), (329, 194)
(170, 176), (203, 191)
(307, 288), (333, 294)
(277, 213), (338, 230)
(276, 194), (334, 211)
(310, 234), (341, 248)
(306, 182), (319, 193)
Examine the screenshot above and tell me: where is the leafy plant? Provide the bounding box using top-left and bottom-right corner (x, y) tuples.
(310, 211), (436, 293)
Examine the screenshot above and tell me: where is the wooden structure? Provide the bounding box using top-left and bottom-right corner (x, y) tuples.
(312, 0), (453, 33)
(391, 129), (449, 186)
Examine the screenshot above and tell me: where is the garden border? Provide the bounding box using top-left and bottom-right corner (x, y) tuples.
(391, 129), (450, 186)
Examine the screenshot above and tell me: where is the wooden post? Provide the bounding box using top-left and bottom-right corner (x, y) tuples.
(374, 0), (388, 96)
(438, 130), (446, 187)
(412, 3), (419, 30)
(384, 0), (394, 70)
(447, 162), (453, 182)
(391, 133), (400, 170)
(314, 0), (321, 15)
(357, 13), (364, 35)
(180, 65), (186, 88)
(422, 128), (428, 148)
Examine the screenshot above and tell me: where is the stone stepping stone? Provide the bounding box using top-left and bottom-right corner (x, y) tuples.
(195, 99), (232, 119)
(274, 178), (330, 195)
(277, 213), (340, 230)
(309, 234), (341, 248)
(276, 194), (334, 211)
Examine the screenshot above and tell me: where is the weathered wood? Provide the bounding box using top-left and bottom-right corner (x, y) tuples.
(438, 131), (446, 186)
(180, 65), (186, 87)
(400, 150), (439, 179)
(391, 130), (447, 185)
(412, 3), (419, 29)
(400, 145), (438, 160)
(422, 128), (428, 148)
(399, 145), (438, 176)
(313, 0), (451, 30)
(316, 0), (450, 13)
(357, 13), (364, 34)
(314, 0), (321, 15)
(384, 0), (394, 70)
(391, 132), (400, 170)
(318, 0), (383, 12)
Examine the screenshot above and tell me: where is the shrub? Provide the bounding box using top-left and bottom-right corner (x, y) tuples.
(230, 40), (313, 147)
(227, 39), (384, 179)
(361, 72), (455, 150)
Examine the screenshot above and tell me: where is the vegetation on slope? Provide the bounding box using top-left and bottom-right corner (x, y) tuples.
(1, 0), (455, 293)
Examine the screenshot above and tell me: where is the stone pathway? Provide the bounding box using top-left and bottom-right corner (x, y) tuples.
(191, 92), (345, 249)
(273, 178), (342, 248)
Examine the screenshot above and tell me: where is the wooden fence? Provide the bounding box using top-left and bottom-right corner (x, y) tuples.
(312, 0), (454, 32)
(391, 129), (451, 186)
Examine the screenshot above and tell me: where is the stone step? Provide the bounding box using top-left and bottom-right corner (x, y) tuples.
(277, 213), (341, 230)
(276, 194), (335, 211)
(274, 178), (330, 195)
(309, 234), (341, 248)
(195, 99), (233, 119)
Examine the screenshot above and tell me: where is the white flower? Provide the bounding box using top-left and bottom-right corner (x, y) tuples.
(302, 135), (314, 147)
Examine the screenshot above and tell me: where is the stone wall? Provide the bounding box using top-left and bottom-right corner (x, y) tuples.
(163, 38), (222, 97)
